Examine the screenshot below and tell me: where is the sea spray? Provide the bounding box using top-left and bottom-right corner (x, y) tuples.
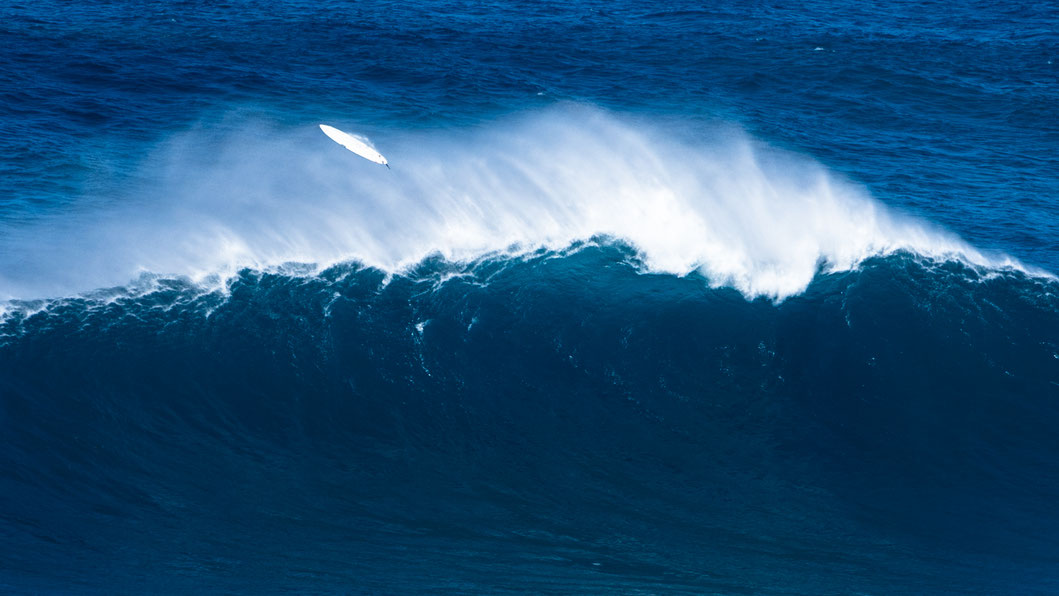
(0, 107), (1031, 302)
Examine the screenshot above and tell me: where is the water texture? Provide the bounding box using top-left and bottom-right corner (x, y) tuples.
(1, 1), (1058, 593)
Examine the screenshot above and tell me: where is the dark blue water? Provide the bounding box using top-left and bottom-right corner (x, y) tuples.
(2, 1), (1058, 593)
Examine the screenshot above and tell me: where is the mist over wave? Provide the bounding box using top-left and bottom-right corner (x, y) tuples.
(6, 0), (1059, 591)
(0, 106), (1030, 302)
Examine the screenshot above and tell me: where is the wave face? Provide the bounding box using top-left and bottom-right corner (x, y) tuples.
(2, 249), (1058, 593)
(0, 108), (1032, 302)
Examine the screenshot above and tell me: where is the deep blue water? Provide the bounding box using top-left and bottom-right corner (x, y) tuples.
(2, 1), (1058, 593)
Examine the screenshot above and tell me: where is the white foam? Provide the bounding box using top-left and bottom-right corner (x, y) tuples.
(0, 106), (1041, 302)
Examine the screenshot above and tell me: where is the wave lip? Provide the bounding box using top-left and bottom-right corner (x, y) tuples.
(0, 106), (1045, 302)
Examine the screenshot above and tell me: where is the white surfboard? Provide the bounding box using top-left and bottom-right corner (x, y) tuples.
(319, 124), (389, 168)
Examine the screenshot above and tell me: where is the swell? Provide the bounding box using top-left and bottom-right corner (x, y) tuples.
(0, 106), (1042, 303)
(1, 247), (1058, 591)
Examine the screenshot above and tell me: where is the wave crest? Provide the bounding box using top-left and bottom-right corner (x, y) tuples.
(0, 106), (1039, 301)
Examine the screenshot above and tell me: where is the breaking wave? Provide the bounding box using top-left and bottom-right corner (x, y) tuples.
(0, 106), (1039, 303)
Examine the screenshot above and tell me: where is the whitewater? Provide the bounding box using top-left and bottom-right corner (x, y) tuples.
(4, 1), (1059, 593)
(0, 107), (1038, 304)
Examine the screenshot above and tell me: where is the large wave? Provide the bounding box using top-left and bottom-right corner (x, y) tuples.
(2, 246), (1057, 592)
(0, 106), (1038, 303)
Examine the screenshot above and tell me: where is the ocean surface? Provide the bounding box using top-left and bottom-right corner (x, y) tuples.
(2, 1), (1058, 593)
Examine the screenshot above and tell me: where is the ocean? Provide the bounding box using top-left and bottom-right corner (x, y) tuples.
(1, 1), (1058, 593)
